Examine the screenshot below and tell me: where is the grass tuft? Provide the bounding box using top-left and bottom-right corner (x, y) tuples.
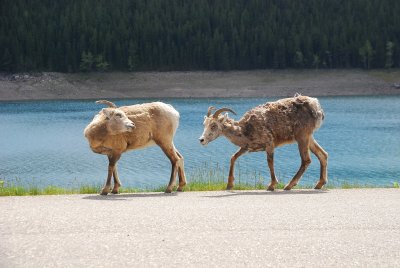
(78, 185), (101, 194)
(1, 165), (398, 196)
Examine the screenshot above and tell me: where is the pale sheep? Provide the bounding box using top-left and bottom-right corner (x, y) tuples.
(84, 100), (186, 195)
(199, 95), (328, 191)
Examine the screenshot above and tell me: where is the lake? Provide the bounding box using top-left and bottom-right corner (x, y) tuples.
(0, 96), (399, 188)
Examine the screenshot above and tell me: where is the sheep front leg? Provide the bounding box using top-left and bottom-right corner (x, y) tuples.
(101, 153), (121, 195)
(266, 150), (279, 191)
(227, 148), (247, 190)
(111, 165), (122, 194)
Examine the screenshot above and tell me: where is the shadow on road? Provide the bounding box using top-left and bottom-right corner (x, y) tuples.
(204, 189), (329, 198)
(81, 189), (329, 200)
(82, 192), (178, 201)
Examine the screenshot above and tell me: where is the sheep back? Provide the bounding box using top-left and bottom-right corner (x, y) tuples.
(85, 102), (179, 154)
(121, 102), (180, 150)
(239, 96), (324, 148)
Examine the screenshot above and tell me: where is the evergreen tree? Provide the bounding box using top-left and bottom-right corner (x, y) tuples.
(79, 51), (94, 72)
(95, 55), (109, 72)
(385, 41), (394, 69)
(312, 54), (321, 70)
(0, 49), (13, 72)
(359, 40), (375, 70)
(1, 0), (399, 72)
(294, 51), (304, 68)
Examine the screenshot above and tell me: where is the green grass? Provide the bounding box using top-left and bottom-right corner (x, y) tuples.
(1, 180), (397, 197)
(0, 184), (97, 196)
(1, 168), (398, 196)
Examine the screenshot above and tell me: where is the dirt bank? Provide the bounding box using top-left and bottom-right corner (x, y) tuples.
(0, 69), (399, 101)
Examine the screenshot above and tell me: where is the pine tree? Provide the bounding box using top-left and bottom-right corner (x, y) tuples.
(312, 54), (321, 70)
(79, 51), (94, 72)
(95, 55), (109, 72)
(359, 40), (375, 69)
(385, 41), (394, 69)
(1, 0), (399, 71)
(294, 51), (304, 68)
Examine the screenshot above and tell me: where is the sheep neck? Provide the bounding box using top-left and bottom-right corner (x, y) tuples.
(221, 119), (246, 147)
(85, 120), (108, 141)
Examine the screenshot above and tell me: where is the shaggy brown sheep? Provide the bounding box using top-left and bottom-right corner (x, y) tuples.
(199, 95), (328, 191)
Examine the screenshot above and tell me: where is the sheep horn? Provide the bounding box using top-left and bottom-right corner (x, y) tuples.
(213, 107), (236, 118)
(207, 106), (216, 117)
(96, 100), (117, 108)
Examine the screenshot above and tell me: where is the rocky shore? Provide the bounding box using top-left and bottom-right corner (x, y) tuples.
(0, 69), (399, 101)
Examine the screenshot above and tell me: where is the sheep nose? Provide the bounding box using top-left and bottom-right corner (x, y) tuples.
(199, 138), (205, 143)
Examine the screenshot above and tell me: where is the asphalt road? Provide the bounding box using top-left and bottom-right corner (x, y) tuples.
(1, 189), (399, 267)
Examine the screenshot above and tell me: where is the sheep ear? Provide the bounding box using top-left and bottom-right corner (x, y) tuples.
(204, 115), (207, 120)
(102, 108), (113, 119)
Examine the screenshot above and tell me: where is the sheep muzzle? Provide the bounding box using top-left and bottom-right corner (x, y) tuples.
(125, 120), (135, 131)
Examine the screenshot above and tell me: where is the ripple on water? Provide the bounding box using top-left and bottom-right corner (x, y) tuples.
(0, 96), (399, 188)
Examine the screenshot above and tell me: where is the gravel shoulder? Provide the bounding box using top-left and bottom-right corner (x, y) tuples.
(1, 69), (399, 101)
(1, 189), (399, 267)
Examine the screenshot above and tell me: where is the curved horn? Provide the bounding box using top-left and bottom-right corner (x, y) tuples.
(95, 100), (117, 108)
(213, 107), (236, 118)
(207, 106), (216, 117)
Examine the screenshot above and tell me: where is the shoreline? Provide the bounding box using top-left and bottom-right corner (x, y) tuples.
(2, 93), (400, 103)
(1, 181), (398, 197)
(1, 69), (399, 101)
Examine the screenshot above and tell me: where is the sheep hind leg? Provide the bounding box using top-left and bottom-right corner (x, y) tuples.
(284, 139), (311, 191)
(101, 153), (121, 195)
(310, 138), (328, 189)
(266, 150), (278, 191)
(159, 143), (180, 193)
(175, 149), (186, 192)
(227, 148), (247, 190)
(111, 165), (122, 194)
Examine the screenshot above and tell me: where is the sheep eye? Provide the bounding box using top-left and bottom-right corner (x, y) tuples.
(211, 124), (217, 131)
(115, 113), (122, 118)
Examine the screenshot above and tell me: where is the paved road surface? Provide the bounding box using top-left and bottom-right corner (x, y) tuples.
(1, 189), (399, 267)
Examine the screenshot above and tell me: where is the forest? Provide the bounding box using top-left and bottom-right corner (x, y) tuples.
(1, 0), (399, 72)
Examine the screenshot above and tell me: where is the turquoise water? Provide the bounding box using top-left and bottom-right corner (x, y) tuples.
(0, 96), (399, 188)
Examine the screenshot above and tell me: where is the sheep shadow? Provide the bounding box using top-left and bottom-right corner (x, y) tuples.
(203, 189), (329, 198)
(82, 192), (178, 201)
(81, 189), (328, 201)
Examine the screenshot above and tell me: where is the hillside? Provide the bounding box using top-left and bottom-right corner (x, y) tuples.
(1, 0), (399, 72)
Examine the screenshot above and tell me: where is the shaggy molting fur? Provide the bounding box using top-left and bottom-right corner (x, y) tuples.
(199, 95), (328, 191)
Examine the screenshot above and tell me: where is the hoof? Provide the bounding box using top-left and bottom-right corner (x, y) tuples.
(284, 182), (298, 191)
(112, 184), (121, 194)
(100, 187), (111, 195)
(177, 183), (186, 192)
(267, 185), (275, 191)
(226, 185), (234, 190)
(314, 182), (326, 189)
(165, 188), (173, 193)
(283, 184), (292, 191)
